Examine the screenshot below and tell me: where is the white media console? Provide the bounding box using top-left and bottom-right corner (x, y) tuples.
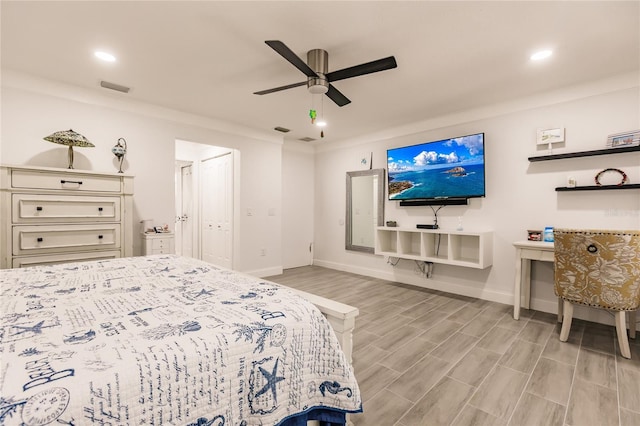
(375, 226), (493, 269)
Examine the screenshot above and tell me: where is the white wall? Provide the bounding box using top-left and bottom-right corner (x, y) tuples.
(282, 141), (315, 269)
(313, 75), (640, 323)
(1, 71), (283, 275)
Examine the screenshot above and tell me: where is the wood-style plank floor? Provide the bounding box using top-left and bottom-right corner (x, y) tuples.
(267, 265), (640, 426)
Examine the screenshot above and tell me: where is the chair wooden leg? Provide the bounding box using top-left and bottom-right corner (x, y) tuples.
(615, 311), (631, 359)
(629, 311), (636, 340)
(557, 297), (563, 323)
(559, 300), (573, 342)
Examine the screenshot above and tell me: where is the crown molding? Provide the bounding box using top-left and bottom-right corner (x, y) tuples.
(2, 69), (283, 146)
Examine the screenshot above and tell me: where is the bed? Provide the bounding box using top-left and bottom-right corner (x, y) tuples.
(0, 255), (361, 425)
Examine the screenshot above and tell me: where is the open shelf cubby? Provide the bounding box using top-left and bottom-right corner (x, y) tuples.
(375, 227), (493, 269)
(376, 229), (398, 253)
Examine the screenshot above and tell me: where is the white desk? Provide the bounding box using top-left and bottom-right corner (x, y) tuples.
(513, 240), (637, 340)
(513, 240), (555, 320)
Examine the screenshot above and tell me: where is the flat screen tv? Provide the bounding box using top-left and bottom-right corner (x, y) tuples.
(387, 132), (485, 201)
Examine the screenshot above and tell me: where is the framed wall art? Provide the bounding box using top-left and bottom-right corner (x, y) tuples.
(536, 127), (565, 146)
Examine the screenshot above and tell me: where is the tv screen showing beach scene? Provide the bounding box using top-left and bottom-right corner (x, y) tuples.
(387, 133), (485, 200)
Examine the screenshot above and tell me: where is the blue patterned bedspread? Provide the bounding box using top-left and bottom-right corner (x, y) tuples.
(0, 255), (361, 425)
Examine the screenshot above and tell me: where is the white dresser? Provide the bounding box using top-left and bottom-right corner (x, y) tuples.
(0, 165), (134, 268)
(142, 232), (175, 255)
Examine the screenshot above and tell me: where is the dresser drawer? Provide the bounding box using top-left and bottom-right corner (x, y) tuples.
(12, 194), (120, 223)
(11, 169), (121, 192)
(12, 250), (122, 268)
(151, 248), (171, 255)
(520, 248), (555, 262)
(13, 224), (121, 255)
(151, 238), (172, 249)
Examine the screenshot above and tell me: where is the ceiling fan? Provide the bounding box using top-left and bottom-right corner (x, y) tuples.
(254, 40), (397, 107)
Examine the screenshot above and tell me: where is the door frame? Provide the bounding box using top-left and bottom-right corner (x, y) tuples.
(175, 161), (195, 257)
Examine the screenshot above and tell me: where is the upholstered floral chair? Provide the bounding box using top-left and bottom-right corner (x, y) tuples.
(554, 229), (640, 359)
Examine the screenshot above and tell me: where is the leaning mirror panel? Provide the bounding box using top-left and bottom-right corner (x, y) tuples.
(346, 169), (385, 253)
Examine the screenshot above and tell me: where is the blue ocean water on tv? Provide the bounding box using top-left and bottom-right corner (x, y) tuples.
(389, 163), (485, 199)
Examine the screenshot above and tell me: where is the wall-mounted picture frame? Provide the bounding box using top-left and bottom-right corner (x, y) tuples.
(606, 130), (639, 147)
(536, 127), (565, 145)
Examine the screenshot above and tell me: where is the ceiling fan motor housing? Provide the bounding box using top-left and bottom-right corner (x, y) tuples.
(307, 49), (329, 94)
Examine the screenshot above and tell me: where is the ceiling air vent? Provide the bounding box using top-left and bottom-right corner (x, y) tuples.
(274, 126), (290, 133)
(100, 81), (130, 93)
(299, 137), (316, 142)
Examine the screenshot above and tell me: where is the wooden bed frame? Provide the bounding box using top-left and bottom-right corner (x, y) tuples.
(291, 288), (359, 426)
(291, 288), (359, 364)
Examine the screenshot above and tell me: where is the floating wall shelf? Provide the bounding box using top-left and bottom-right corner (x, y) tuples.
(375, 227), (493, 269)
(555, 184), (640, 192)
(528, 145), (640, 162)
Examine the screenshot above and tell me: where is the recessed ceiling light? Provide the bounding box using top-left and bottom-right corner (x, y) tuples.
(316, 120), (327, 127)
(530, 49), (552, 61)
(94, 51), (116, 62)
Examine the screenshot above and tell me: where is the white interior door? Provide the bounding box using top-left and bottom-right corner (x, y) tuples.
(201, 153), (233, 269)
(180, 164), (194, 258)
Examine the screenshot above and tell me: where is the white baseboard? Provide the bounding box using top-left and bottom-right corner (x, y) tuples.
(245, 266), (283, 278)
(312, 259), (386, 281)
(313, 258), (513, 306)
(313, 258), (624, 327)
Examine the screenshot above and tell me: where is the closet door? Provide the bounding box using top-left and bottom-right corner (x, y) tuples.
(200, 153), (233, 269)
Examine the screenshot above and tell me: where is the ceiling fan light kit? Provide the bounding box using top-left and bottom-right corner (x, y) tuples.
(307, 79), (328, 94)
(254, 40), (397, 107)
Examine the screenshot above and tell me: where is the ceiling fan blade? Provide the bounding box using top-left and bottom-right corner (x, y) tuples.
(254, 81), (307, 95)
(265, 40), (318, 78)
(326, 84), (351, 107)
(326, 56), (397, 82)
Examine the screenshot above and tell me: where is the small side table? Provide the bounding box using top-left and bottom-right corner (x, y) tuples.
(142, 232), (175, 255)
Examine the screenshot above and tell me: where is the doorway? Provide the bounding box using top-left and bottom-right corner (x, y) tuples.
(175, 140), (234, 269)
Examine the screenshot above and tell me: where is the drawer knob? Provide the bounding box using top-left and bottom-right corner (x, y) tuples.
(98, 235), (104, 239)
(60, 179), (83, 185)
(36, 206), (43, 211)
(98, 207), (103, 212)
(37, 237), (43, 242)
